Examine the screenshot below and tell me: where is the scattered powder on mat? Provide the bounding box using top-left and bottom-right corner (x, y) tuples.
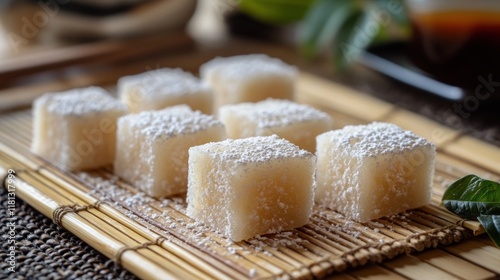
(75, 169), (440, 262)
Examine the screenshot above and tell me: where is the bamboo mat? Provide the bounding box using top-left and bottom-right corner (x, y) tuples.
(1, 72), (500, 279)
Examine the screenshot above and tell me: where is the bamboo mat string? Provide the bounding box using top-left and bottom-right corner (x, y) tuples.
(114, 237), (167, 266)
(455, 219), (467, 227)
(52, 200), (106, 226)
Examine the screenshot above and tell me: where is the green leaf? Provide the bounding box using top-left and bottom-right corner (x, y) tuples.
(239, 0), (316, 24)
(334, 8), (370, 70)
(315, 2), (355, 53)
(478, 215), (500, 247)
(442, 175), (500, 219)
(298, 0), (354, 58)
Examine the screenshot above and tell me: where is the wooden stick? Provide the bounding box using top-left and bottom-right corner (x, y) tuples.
(0, 32), (193, 83)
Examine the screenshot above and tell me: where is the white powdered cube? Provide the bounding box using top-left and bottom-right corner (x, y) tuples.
(114, 106), (225, 198)
(219, 99), (332, 152)
(200, 54), (297, 110)
(117, 68), (213, 114)
(316, 122), (436, 222)
(187, 135), (315, 241)
(31, 87), (127, 171)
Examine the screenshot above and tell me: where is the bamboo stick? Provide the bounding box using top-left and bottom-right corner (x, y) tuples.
(435, 154), (496, 181)
(443, 240), (500, 275)
(0, 32), (193, 80)
(325, 273), (357, 280)
(382, 255), (460, 280)
(297, 73), (395, 122)
(416, 249), (496, 280)
(420, 206), (484, 235)
(443, 136), (500, 175)
(348, 264), (407, 280)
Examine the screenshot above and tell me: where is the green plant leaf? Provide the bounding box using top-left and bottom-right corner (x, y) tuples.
(239, 0), (316, 24)
(315, 2), (355, 53)
(298, 0), (354, 58)
(334, 8), (371, 70)
(442, 175), (500, 219)
(478, 215), (500, 247)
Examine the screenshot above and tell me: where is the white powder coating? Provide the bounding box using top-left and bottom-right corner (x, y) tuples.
(31, 87), (127, 171)
(315, 122), (436, 222)
(117, 68), (213, 114)
(114, 106), (226, 198)
(121, 105), (222, 141)
(324, 122), (433, 157)
(199, 54), (297, 110)
(220, 99), (331, 128)
(200, 54), (297, 81)
(192, 135), (311, 164)
(219, 99), (332, 152)
(35, 86), (127, 116)
(187, 135), (316, 241)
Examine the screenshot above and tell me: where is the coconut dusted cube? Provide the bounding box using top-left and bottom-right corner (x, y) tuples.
(187, 135), (315, 241)
(200, 54), (297, 110)
(117, 68), (213, 114)
(316, 122), (436, 222)
(219, 99), (332, 152)
(31, 87), (127, 171)
(114, 106), (225, 198)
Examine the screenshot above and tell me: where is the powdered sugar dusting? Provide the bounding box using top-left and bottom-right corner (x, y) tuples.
(321, 122), (434, 158)
(118, 68), (209, 98)
(192, 135), (313, 164)
(200, 54), (297, 81)
(120, 105), (223, 141)
(220, 99), (331, 128)
(35, 86), (127, 116)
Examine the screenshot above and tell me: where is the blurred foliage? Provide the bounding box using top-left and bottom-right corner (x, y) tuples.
(238, 0), (317, 24)
(238, 0), (409, 70)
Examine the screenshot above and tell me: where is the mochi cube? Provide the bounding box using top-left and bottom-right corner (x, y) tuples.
(200, 54), (297, 110)
(31, 87), (127, 171)
(117, 68), (213, 114)
(114, 106), (225, 198)
(219, 99), (332, 152)
(316, 122), (436, 222)
(186, 135), (315, 241)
